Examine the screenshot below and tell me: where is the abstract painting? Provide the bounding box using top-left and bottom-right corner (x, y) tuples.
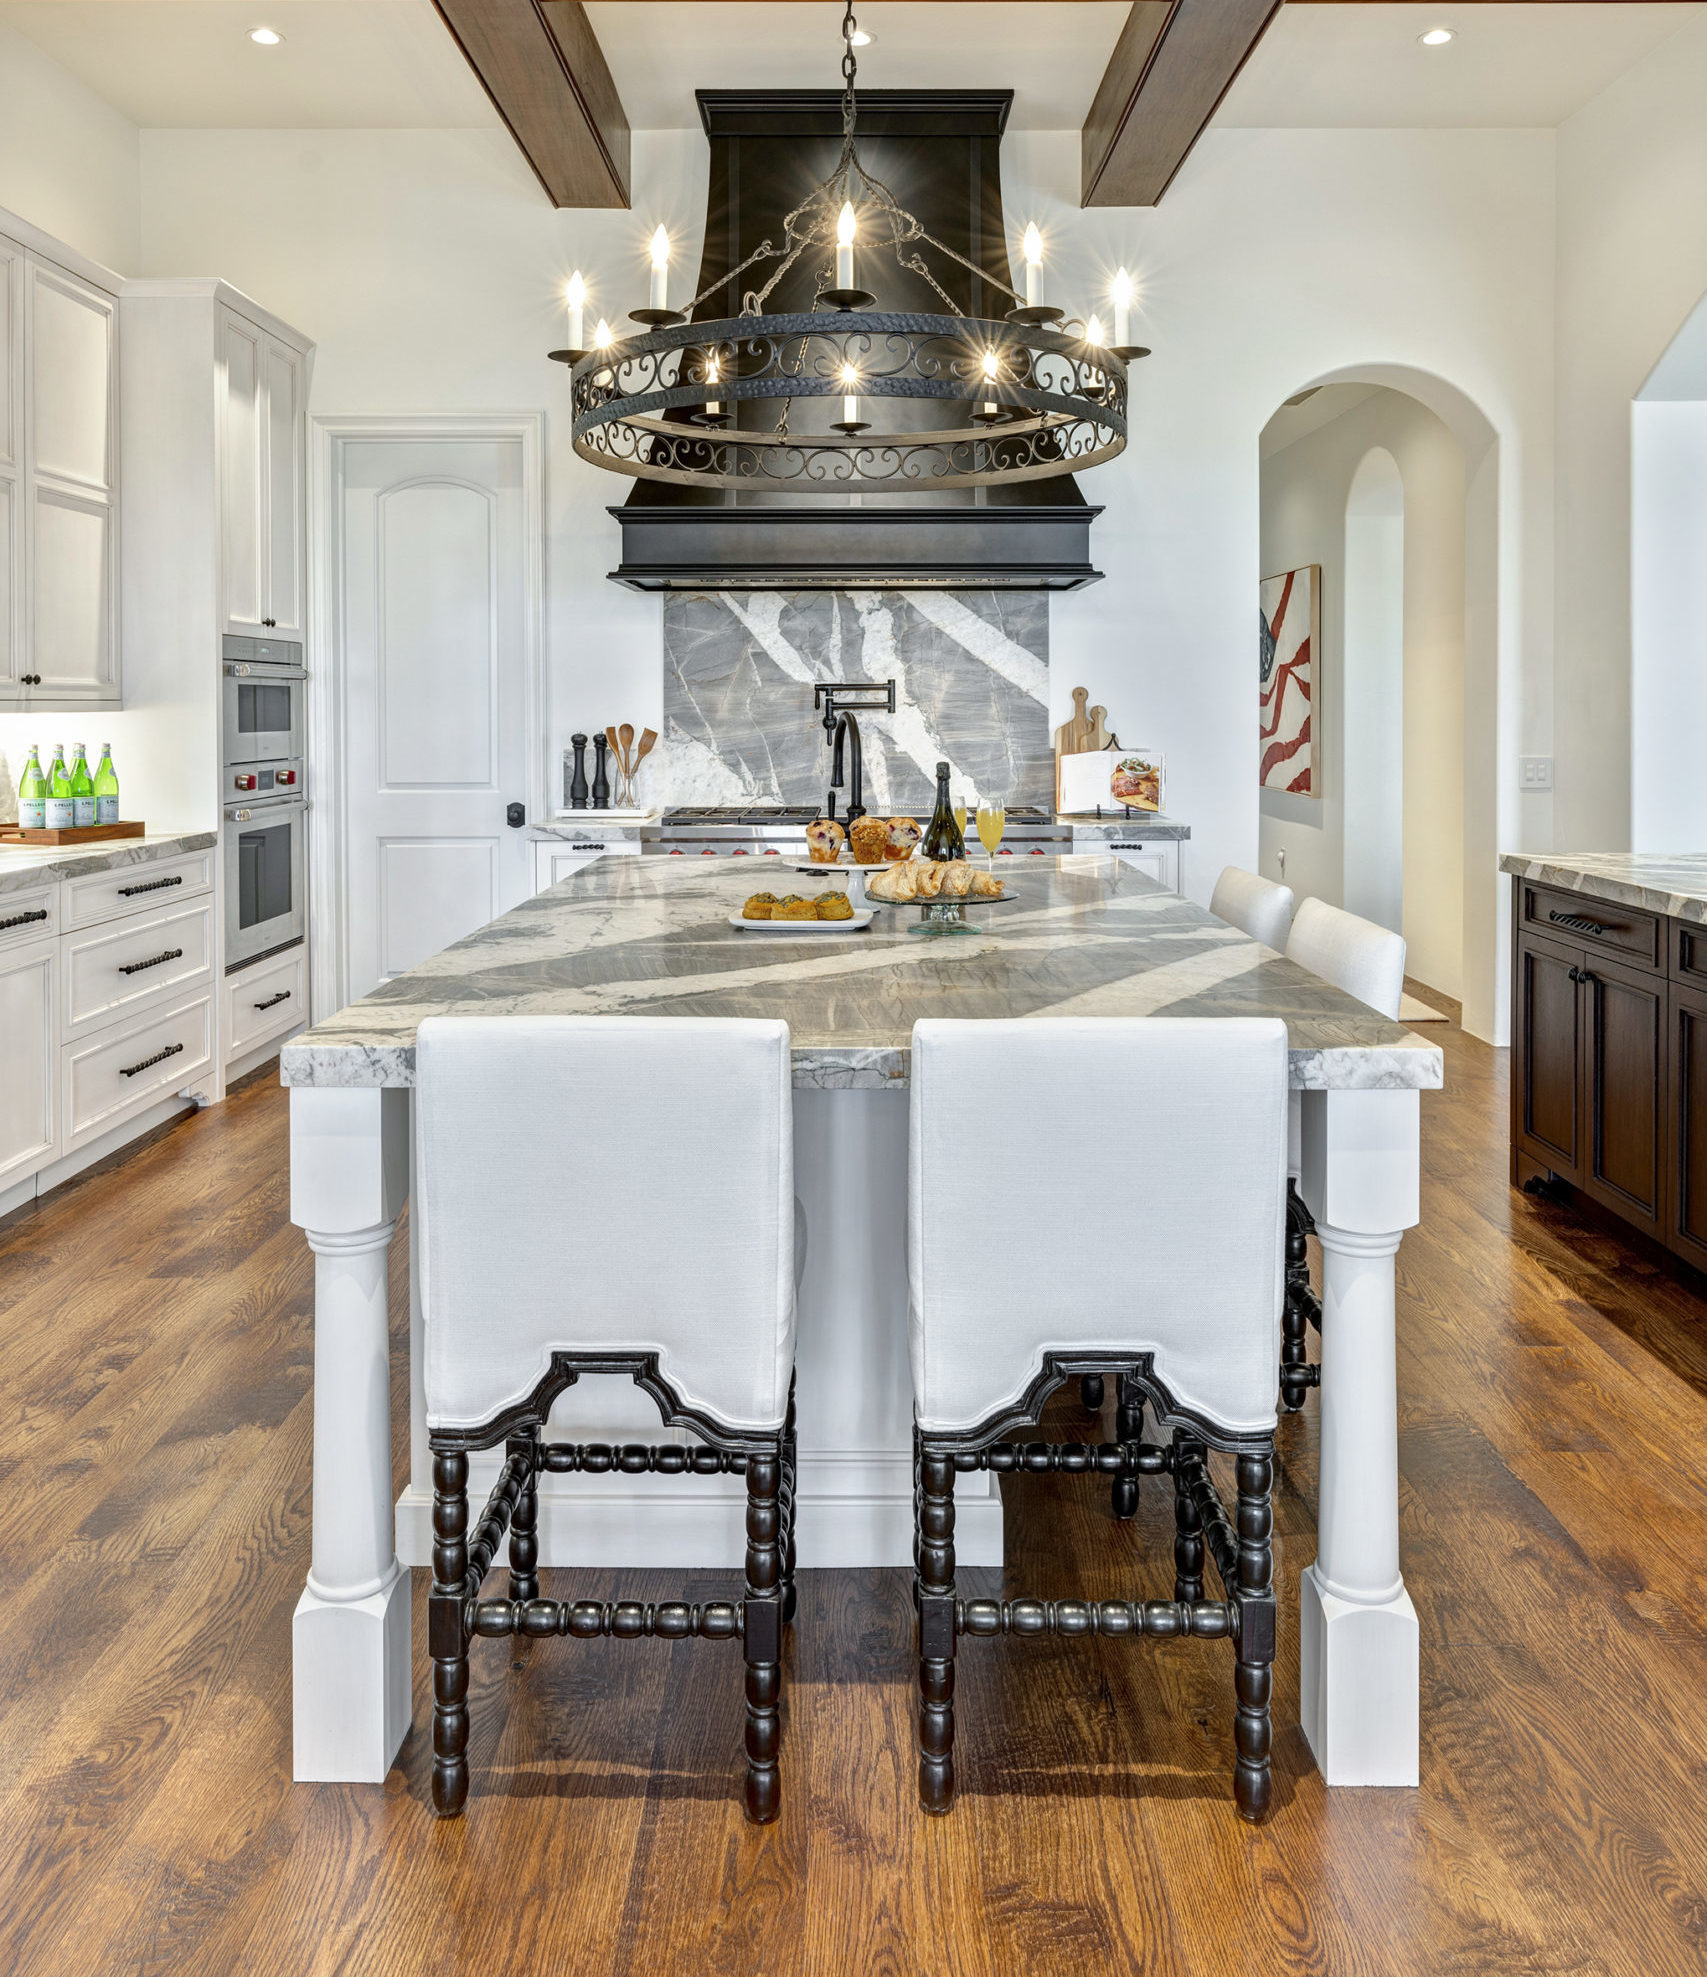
(1259, 565), (1317, 795)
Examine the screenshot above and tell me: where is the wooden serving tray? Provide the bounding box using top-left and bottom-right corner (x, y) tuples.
(0, 820), (145, 846)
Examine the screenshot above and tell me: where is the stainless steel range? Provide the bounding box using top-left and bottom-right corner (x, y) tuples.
(643, 806), (1070, 860)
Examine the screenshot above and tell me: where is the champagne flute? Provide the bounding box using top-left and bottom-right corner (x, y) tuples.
(975, 800), (1005, 871)
(953, 796), (967, 846)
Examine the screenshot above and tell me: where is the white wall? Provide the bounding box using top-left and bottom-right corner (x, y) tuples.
(1554, 8), (1707, 852)
(1257, 388), (1470, 1001)
(1631, 399), (1707, 851)
(1342, 448), (1404, 940)
(0, 21), (138, 273)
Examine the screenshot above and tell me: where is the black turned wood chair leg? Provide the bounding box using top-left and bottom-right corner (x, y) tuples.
(743, 1450), (784, 1824)
(1233, 1449), (1276, 1823)
(1281, 1180), (1322, 1412)
(916, 1444), (957, 1814)
(1111, 1373), (1143, 1520)
(507, 1432), (539, 1604)
(1080, 1373), (1105, 1413)
(430, 1449), (471, 1818)
(1172, 1434), (1205, 1604)
(780, 1379), (799, 1626)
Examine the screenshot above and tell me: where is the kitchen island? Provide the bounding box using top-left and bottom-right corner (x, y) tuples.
(284, 855), (1440, 1792)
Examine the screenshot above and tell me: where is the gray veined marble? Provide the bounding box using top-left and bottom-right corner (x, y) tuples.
(0, 830), (217, 896)
(658, 589), (1053, 815)
(283, 855), (1444, 1094)
(1500, 851), (1707, 926)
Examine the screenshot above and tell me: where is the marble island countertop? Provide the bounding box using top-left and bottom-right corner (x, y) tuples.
(283, 855), (1442, 1094)
(1500, 851), (1707, 924)
(0, 829), (217, 896)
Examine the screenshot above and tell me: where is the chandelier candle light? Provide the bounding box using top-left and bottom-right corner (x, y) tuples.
(547, 2), (1149, 493)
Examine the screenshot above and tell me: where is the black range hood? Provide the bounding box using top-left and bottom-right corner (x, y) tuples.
(608, 90), (1105, 594)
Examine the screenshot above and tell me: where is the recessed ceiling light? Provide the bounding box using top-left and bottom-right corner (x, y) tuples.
(849, 27), (874, 47)
(249, 26), (283, 45)
(1418, 26), (1455, 46)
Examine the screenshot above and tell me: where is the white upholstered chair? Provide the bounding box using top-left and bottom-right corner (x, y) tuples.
(907, 1016), (1289, 1823)
(1278, 897), (1408, 1409)
(415, 1013), (799, 1824)
(1210, 866), (1295, 950)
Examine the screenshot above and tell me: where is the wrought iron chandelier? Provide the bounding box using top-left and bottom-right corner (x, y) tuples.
(548, 4), (1147, 495)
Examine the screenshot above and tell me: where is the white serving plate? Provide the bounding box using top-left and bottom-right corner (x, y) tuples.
(729, 908), (875, 934)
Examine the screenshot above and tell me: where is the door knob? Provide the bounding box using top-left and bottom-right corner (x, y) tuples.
(506, 802), (526, 828)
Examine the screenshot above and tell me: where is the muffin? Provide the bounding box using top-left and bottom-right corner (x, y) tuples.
(742, 893), (780, 920)
(773, 896), (819, 921)
(885, 816), (922, 859)
(806, 818), (846, 865)
(848, 815), (892, 865)
(816, 891), (855, 921)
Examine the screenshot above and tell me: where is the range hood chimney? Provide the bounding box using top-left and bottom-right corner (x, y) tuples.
(608, 90), (1105, 594)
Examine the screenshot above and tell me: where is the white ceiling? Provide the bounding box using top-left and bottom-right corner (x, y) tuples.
(1219, 4), (1702, 128)
(0, 0), (1698, 133)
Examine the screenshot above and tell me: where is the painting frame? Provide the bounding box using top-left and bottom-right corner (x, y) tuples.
(1259, 564), (1318, 798)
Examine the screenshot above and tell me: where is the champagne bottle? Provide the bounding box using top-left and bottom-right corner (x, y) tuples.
(70, 743), (96, 828)
(921, 759), (965, 862)
(46, 745), (74, 831)
(93, 744), (119, 826)
(17, 747), (46, 832)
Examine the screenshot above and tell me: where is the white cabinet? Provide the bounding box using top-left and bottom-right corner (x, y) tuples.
(220, 306), (305, 639)
(534, 835), (644, 891)
(0, 936), (58, 1188)
(224, 943), (305, 1061)
(1071, 829), (1183, 894)
(0, 224), (120, 709)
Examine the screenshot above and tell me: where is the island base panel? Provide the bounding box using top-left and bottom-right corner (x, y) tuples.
(1299, 1568), (1420, 1786)
(293, 1569), (412, 1782)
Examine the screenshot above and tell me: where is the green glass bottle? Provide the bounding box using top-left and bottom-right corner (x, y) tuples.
(45, 745), (73, 831)
(921, 759), (965, 862)
(93, 744), (119, 827)
(16, 746), (46, 832)
(70, 743), (96, 828)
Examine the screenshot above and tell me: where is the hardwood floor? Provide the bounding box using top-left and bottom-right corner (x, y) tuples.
(2, 1020), (1706, 1974)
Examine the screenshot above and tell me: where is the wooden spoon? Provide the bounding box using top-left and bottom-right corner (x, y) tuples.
(633, 728), (658, 767)
(618, 723), (635, 775)
(605, 725), (627, 777)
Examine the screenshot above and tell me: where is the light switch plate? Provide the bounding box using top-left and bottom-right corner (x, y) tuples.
(1520, 757), (1553, 792)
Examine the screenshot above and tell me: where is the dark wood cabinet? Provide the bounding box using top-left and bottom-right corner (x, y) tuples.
(1513, 890), (1707, 1267)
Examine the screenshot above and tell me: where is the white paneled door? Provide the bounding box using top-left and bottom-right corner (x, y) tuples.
(334, 428), (538, 1001)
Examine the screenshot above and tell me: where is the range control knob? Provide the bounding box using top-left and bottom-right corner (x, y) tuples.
(702, 848), (717, 856)
(669, 848), (684, 856)
(234, 773), (257, 791)
(276, 769), (297, 786)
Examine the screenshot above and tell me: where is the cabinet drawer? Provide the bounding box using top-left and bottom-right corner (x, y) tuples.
(63, 849), (214, 930)
(225, 946), (305, 1057)
(1518, 880), (1661, 973)
(63, 898), (213, 1038)
(61, 991), (212, 1153)
(1670, 919), (1707, 989)
(0, 884), (58, 952)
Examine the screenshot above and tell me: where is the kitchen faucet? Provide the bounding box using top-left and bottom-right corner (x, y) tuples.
(814, 680), (896, 824)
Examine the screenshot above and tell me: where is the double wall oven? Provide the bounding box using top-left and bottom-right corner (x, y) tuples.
(222, 635), (308, 972)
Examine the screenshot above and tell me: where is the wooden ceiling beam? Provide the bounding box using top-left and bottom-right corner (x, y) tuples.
(430, 0), (631, 207)
(1082, 0), (1281, 208)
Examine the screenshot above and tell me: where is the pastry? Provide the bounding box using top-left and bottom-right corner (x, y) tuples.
(867, 863), (917, 902)
(806, 818), (846, 864)
(742, 893), (780, 920)
(849, 815), (892, 865)
(941, 860), (973, 897)
(915, 861), (947, 900)
(816, 891), (855, 921)
(968, 869), (1005, 898)
(773, 895), (819, 920)
(885, 816), (922, 859)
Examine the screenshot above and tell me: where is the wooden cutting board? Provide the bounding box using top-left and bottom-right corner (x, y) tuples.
(1054, 686), (1118, 757)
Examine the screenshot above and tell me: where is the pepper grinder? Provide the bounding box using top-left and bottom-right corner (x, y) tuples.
(568, 734), (590, 809)
(591, 732), (611, 809)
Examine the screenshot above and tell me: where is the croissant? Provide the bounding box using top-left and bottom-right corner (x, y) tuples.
(867, 862), (918, 902)
(915, 861), (947, 900)
(942, 860), (973, 898)
(968, 869), (1005, 898)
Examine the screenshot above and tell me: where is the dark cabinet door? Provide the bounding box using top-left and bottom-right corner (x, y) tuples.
(1667, 982), (1707, 1270)
(1580, 953), (1666, 1238)
(1514, 930), (1585, 1183)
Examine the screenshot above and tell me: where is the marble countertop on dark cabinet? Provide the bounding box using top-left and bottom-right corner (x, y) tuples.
(1501, 852), (1707, 925)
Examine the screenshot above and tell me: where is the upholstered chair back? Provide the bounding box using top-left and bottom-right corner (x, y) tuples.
(1210, 867), (1295, 950)
(1286, 897), (1407, 1020)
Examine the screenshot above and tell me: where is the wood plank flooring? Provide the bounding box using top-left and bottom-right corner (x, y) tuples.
(2, 1015), (1706, 1974)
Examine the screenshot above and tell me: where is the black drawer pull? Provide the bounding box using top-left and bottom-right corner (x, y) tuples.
(118, 947), (184, 977)
(0, 908), (49, 932)
(1568, 966), (1600, 988)
(253, 989), (291, 1011)
(117, 874), (185, 899)
(119, 1041), (184, 1079)
(1547, 907), (1623, 938)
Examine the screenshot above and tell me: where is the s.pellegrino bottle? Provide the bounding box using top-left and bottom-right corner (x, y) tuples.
(70, 743), (95, 828)
(93, 744), (119, 826)
(17, 746), (47, 832)
(46, 745), (74, 831)
(921, 759), (965, 862)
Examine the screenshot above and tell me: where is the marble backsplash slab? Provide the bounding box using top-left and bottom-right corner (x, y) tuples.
(656, 590), (1052, 815)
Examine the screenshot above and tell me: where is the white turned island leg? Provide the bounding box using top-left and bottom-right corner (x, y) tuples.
(289, 1086), (412, 1783)
(1297, 1088), (1422, 1787)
